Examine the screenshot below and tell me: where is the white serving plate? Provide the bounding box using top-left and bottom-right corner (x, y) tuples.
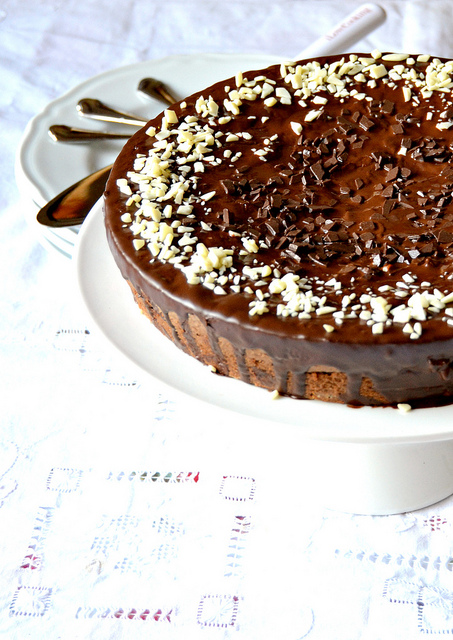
(15, 53), (279, 258)
(75, 201), (453, 515)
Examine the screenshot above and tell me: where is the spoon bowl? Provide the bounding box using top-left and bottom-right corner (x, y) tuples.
(36, 164), (112, 227)
(137, 77), (178, 104)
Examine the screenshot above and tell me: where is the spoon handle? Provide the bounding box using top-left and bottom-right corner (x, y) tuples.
(137, 78), (177, 105)
(77, 98), (147, 126)
(49, 124), (131, 143)
(294, 3), (386, 59)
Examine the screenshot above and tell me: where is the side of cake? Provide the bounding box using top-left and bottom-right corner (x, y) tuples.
(104, 52), (453, 408)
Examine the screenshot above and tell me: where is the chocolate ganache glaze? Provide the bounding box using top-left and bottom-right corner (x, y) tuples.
(104, 53), (453, 408)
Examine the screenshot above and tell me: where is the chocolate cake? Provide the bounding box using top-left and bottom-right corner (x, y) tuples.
(104, 52), (453, 408)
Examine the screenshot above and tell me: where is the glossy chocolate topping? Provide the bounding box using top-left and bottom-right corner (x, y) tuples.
(104, 53), (453, 406)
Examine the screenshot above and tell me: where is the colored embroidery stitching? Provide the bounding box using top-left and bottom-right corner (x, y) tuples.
(46, 467), (83, 493)
(75, 606), (174, 621)
(336, 548), (453, 572)
(9, 586), (52, 617)
(154, 395), (176, 421)
(224, 515), (252, 578)
(382, 578), (421, 605)
(424, 515), (449, 531)
(383, 579), (453, 634)
(90, 514), (184, 575)
(98, 368), (139, 387)
(20, 506), (54, 571)
(106, 470), (200, 483)
(197, 594), (240, 628)
(219, 475), (256, 502)
(53, 328), (90, 353)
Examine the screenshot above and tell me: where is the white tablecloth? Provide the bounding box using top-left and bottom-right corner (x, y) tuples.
(3, 1), (453, 638)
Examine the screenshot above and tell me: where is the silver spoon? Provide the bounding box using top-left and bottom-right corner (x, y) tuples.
(76, 80), (179, 126)
(76, 98), (147, 126)
(49, 124), (132, 143)
(48, 79), (178, 143)
(49, 98), (148, 143)
(37, 164), (113, 227)
(78, 79), (179, 124)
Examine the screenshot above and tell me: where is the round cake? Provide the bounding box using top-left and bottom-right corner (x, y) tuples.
(104, 52), (453, 408)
